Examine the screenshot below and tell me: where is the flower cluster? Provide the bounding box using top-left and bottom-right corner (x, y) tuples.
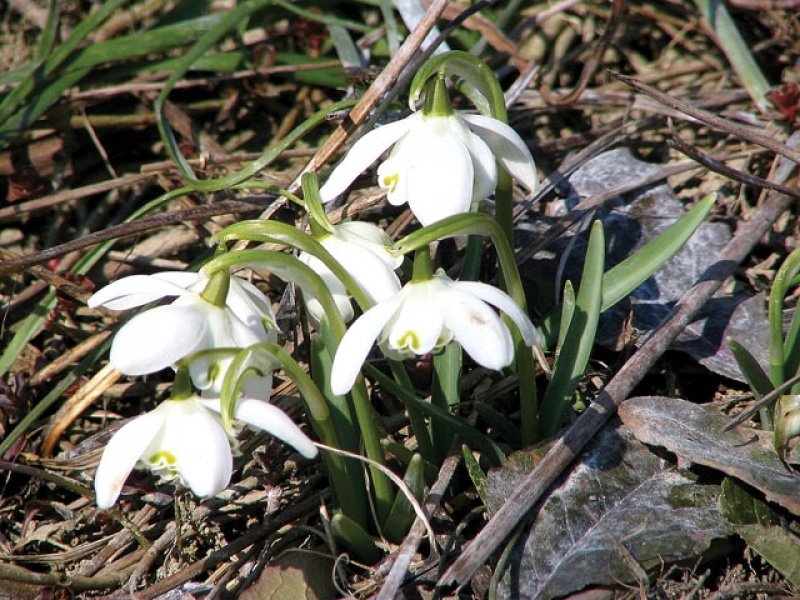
(87, 54), (541, 511)
(88, 269), (318, 506)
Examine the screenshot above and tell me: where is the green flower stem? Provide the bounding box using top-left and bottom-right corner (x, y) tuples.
(253, 343), (366, 526)
(769, 247), (800, 387)
(201, 249), (347, 339)
(350, 378), (394, 526)
(409, 51), (507, 122)
(494, 169), (514, 254)
(460, 235), (484, 281)
(389, 360), (436, 464)
(211, 221), (372, 310)
(411, 246), (434, 282)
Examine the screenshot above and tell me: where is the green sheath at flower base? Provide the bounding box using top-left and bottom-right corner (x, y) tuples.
(423, 76), (454, 117)
(199, 269), (230, 307)
(409, 51), (506, 121)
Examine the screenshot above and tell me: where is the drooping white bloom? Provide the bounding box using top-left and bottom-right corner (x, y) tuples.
(319, 112), (537, 226)
(88, 271), (277, 397)
(94, 395), (318, 508)
(330, 272), (539, 395)
(298, 221), (402, 323)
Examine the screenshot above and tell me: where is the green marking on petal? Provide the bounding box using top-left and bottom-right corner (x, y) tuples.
(397, 330), (421, 351)
(381, 173), (399, 193)
(147, 450), (177, 466)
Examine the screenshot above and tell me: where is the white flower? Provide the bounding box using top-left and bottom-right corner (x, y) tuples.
(298, 221), (402, 323)
(319, 112), (537, 226)
(94, 395), (317, 508)
(88, 271), (277, 397)
(330, 272), (539, 395)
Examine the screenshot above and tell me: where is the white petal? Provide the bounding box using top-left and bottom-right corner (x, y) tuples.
(405, 121), (474, 226)
(384, 282), (445, 355)
(330, 297), (402, 395)
(110, 305), (208, 375)
(319, 117), (415, 202)
(323, 236), (401, 304)
(452, 280), (540, 347)
(94, 411), (163, 508)
(151, 271), (204, 289)
(298, 252), (355, 323)
(441, 286), (514, 369)
(461, 114), (538, 194)
(377, 134), (414, 207)
(87, 275), (192, 310)
(463, 128), (498, 202)
(233, 398), (318, 459)
(226, 277), (278, 332)
(153, 400), (232, 497)
(335, 221), (403, 269)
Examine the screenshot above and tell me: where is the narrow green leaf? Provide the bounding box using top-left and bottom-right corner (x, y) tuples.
(431, 342), (462, 462)
(0, 0), (128, 129)
(273, 0), (372, 32)
(462, 445), (489, 508)
(330, 513), (381, 564)
(0, 296), (56, 379)
(557, 280), (576, 356)
(695, 0), (771, 113)
(37, 0), (60, 60)
(382, 454), (425, 543)
(728, 338), (774, 398)
(539, 221), (605, 438)
(601, 193), (716, 311)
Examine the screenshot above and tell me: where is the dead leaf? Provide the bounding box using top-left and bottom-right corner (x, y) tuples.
(485, 422), (732, 599)
(240, 549), (336, 600)
(620, 396), (800, 515)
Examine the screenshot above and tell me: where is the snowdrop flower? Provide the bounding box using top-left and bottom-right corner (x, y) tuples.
(94, 392), (317, 508)
(319, 78), (537, 226)
(298, 221), (402, 323)
(330, 271), (539, 395)
(88, 270), (277, 397)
